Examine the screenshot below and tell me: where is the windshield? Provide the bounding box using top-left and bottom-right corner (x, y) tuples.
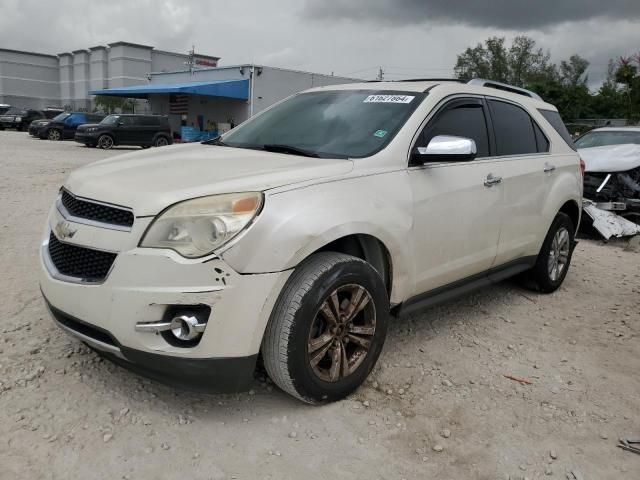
(100, 115), (120, 125)
(218, 90), (425, 158)
(575, 130), (640, 148)
(5, 107), (27, 115)
(52, 113), (71, 122)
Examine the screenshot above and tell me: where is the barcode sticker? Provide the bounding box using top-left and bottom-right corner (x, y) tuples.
(363, 95), (415, 104)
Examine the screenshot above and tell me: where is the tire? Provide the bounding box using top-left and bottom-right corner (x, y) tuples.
(97, 134), (114, 150)
(262, 252), (389, 404)
(529, 212), (575, 293)
(154, 136), (169, 147)
(47, 129), (62, 141)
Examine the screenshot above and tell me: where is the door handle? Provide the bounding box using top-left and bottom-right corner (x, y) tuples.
(484, 173), (502, 187)
(544, 163), (556, 173)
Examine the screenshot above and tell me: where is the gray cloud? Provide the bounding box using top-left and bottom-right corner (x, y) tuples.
(0, 0), (638, 92)
(302, 0), (640, 30)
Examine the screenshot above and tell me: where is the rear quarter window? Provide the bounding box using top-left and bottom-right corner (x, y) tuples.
(538, 109), (576, 151)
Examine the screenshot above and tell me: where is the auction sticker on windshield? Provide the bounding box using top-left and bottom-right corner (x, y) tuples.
(364, 95), (415, 103)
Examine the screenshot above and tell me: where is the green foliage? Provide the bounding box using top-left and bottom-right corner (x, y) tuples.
(454, 36), (640, 123)
(93, 95), (136, 114)
(454, 36), (553, 87)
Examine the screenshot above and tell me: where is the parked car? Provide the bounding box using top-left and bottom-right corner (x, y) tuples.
(75, 114), (172, 149)
(38, 112), (105, 141)
(43, 107), (66, 119)
(0, 107), (45, 131)
(0, 104), (10, 115)
(577, 127), (640, 224)
(41, 79), (582, 403)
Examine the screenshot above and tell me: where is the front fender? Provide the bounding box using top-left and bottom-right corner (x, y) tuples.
(221, 171), (414, 303)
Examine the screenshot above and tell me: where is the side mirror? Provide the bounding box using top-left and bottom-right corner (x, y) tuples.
(412, 135), (477, 163)
(117, 121), (124, 127)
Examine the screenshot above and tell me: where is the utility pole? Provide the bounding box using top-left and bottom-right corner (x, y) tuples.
(376, 66), (385, 81)
(185, 45), (195, 75)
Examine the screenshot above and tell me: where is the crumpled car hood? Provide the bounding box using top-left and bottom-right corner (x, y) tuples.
(64, 143), (354, 215)
(579, 144), (640, 173)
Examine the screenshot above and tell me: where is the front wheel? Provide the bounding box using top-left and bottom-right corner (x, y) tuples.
(262, 252), (389, 404)
(47, 129), (62, 141)
(97, 134), (114, 149)
(529, 212), (575, 293)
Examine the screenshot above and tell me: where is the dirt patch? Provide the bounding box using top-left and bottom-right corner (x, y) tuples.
(1, 131), (638, 479)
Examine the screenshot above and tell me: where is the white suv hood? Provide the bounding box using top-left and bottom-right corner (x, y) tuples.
(65, 143), (354, 215)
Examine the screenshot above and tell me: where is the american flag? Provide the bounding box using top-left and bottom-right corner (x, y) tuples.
(169, 94), (189, 115)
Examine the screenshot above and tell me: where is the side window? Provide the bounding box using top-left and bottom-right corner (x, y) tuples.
(538, 109), (576, 151)
(119, 116), (135, 126)
(488, 100), (537, 156)
(533, 121), (549, 152)
(418, 99), (490, 158)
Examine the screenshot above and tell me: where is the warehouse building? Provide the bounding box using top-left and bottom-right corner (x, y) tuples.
(0, 41), (219, 110)
(90, 65), (357, 140)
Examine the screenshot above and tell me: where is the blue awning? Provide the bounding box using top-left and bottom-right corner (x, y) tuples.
(89, 79), (249, 100)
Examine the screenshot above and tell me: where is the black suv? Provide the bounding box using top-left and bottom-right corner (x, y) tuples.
(36, 112), (105, 141)
(0, 108), (45, 131)
(75, 114), (173, 149)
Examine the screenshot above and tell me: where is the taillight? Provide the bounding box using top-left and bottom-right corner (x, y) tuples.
(579, 157), (586, 178)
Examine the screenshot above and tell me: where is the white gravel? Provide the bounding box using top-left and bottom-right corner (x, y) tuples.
(1, 130), (639, 479)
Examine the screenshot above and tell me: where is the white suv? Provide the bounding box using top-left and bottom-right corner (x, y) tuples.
(40, 79), (583, 403)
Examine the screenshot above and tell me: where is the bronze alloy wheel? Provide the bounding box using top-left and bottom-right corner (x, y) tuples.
(307, 284), (376, 382)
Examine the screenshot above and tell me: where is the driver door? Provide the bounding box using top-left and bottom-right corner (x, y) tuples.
(408, 97), (503, 295)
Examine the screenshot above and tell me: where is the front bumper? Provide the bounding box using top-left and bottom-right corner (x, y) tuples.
(29, 125), (43, 136)
(1, 120), (22, 129)
(44, 298), (258, 392)
(75, 132), (99, 144)
(40, 201), (291, 392)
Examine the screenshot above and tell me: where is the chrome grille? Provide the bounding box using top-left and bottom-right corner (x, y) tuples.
(60, 190), (134, 228)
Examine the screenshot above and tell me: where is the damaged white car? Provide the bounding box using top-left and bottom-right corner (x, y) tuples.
(577, 127), (640, 237)
(40, 79), (582, 403)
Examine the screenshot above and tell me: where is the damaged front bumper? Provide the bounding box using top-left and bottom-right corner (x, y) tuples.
(39, 208), (291, 392)
(583, 167), (640, 222)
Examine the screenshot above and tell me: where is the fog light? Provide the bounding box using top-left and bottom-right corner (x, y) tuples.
(135, 305), (210, 348)
(170, 315), (203, 341)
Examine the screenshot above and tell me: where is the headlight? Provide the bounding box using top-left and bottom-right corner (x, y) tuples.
(15, 116), (21, 122)
(87, 127), (97, 132)
(140, 192), (263, 258)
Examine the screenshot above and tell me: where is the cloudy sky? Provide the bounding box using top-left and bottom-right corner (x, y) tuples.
(1, 0), (639, 88)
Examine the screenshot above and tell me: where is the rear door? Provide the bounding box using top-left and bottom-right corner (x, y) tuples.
(486, 98), (550, 266)
(408, 96), (503, 294)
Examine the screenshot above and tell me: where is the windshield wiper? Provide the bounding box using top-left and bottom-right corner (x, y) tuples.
(202, 137), (228, 146)
(262, 144), (319, 158)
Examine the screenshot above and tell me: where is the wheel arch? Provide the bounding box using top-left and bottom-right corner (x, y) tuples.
(313, 233), (393, 297)
(558, 199), (581, 234)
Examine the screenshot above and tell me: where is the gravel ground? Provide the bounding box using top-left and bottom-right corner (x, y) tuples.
(1, 130), (639, 480)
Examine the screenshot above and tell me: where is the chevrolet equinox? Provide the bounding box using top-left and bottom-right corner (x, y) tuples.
(40, 79), (583, 403)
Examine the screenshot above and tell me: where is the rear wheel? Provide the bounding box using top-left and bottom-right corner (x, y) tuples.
(529, 212), (575, 293)
(154, 136), (169, 147)
(97, 134), (114, 149)
(47, 129), (61, 141)
(263, 252), (389, 404)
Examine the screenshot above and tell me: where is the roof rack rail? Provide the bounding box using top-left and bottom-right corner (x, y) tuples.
(366, 78), (463, 83)
(467, 79), (542, 101)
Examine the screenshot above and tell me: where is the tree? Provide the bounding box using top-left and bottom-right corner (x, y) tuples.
(93, 95), (136, 114)
(559, 55), (589, 86)
(454, 36), (554, 87)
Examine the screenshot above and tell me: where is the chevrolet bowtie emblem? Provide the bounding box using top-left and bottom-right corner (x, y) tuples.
(55, 220), (77, 239)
